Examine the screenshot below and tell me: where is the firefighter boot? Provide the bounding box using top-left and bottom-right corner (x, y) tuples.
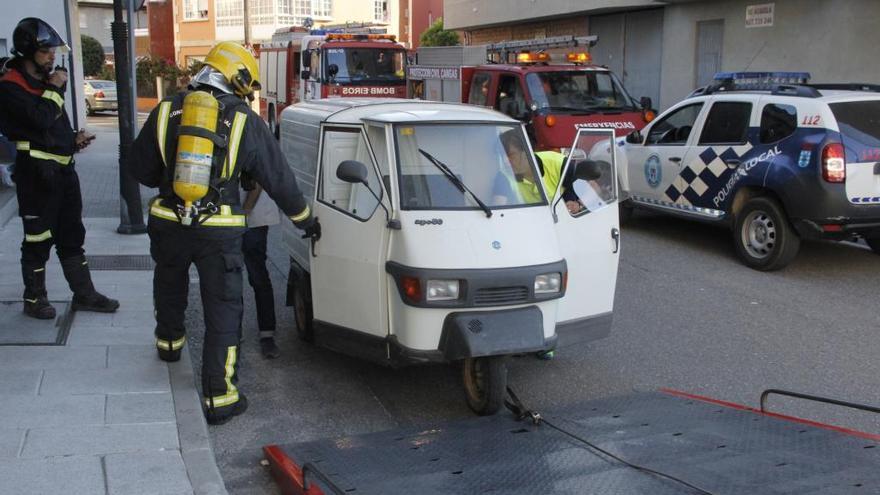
(22, 264), (56, 320)
(60, 255), (120, 313)
(205, 393), (249, 426)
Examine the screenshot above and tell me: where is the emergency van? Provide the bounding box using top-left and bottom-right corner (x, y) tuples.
(619, 72), (880, 270)
(407, 36), (654, 152)
(258, 24), (407, 137)
(278, 98), (621, 415)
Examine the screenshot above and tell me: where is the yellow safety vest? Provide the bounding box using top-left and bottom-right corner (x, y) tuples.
(509, 151), (565, 203)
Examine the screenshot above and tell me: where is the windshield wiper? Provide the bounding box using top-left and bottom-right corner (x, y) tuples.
(418, 149), (492, 218)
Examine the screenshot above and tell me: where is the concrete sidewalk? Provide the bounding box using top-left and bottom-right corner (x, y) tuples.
(0, 216), (227, 495)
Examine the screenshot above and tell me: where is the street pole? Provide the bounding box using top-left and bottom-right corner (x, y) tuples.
(112, 0), (146, 234)
(243, 0), (251, 46)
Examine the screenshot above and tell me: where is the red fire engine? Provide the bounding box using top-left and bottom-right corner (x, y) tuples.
(407, 36), (655, 151)
(258, 24), (408, 136)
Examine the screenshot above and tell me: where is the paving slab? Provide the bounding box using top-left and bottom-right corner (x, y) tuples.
(106, 392), (175, 425)
(41, 363), (170, 395)
(107, 344), (161, 368)
(21, 423), (179, 458)
(74, 309), (156, 328)
(0, 301), (70, 345)
(0, 429), (24, 459)
(0, 370), (42, 395)
(105, 451), (191, 495)
(0, 455), (105, 494)
(0, 395), (105, 428)
(68, 326), (155, 346)
(0, 346), (106, 371)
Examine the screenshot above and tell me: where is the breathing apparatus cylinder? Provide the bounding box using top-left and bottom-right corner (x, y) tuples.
(173, 91), (219, 225)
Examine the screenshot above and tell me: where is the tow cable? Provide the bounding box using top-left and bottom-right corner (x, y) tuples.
(503, 386), (716, 495)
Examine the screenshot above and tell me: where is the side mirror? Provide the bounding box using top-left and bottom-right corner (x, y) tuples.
(573, 160), (604, 181)
(640, 96), (653, 110)
(336, 160), (368, 184)
(625, 130), (643, 144)
(328, 64), (339, 78)
(300, 70), (311, 80)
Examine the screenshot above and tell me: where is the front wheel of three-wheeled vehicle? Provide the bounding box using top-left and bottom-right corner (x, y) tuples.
(290, 265), (314, 343)
(733, 197), (801, 271)
(462, 356), (508, 416)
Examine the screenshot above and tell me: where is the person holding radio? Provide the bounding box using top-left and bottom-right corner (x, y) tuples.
(0, 17), (116, 320)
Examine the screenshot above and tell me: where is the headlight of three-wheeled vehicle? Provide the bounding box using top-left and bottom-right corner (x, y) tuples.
(534, 273), (562, 294)
(426, 279), (460, 301)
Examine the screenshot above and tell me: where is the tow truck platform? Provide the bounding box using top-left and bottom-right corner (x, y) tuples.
(264, 389), (880, 494)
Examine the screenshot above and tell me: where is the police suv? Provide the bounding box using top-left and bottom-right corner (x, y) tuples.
(619, 72), (880, 270)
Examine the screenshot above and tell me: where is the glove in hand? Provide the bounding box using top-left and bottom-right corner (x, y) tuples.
(300, 217), (321, 241)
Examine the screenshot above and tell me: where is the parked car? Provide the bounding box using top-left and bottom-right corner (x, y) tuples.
(619, 72), (880, 270)
(83, 79), (118, 115)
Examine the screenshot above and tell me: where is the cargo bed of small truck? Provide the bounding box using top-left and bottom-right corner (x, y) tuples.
(264, 389), (879, 495)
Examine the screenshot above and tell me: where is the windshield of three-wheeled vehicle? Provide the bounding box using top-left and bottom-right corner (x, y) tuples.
(393, 124), (547, 210)
(324, 47), (406, 83)
(525, 71), (638, 113)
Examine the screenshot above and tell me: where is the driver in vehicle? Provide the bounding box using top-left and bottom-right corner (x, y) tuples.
(494, 129), (582, 214)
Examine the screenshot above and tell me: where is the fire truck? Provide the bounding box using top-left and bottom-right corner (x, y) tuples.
(407, 36), (656, 151)
(258, 24), (407, 137)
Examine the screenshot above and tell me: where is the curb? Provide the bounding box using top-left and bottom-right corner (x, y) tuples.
(169, 345), (229, 495)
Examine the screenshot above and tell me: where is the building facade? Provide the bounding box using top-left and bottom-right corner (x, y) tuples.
(149, 0), (175, 63)
(213, 0), (401, 44)
(403, 0), (444, 48)
(78, 0), (149, 58)
(444, 0), (880, 110)
(1, 0), (87, 128)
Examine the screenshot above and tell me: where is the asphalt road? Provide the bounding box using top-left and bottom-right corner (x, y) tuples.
(180, 208), (880, 495)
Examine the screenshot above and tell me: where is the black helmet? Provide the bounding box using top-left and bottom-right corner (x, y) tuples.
(12, 18), (68, 58)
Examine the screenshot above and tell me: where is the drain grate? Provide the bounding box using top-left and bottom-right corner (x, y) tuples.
(0, 300), (74, 346)
(86, 254), (154, 271)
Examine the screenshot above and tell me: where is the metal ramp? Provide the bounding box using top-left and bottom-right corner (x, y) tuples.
(264, 390), (880, 495)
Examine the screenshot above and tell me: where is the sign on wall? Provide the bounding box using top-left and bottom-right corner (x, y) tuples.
(745, 3), (774, 28)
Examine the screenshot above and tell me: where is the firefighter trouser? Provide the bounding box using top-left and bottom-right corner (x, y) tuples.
(242, 226), (276, 337)
(148, 222), (245, 410)
(13, 155), (86, 294)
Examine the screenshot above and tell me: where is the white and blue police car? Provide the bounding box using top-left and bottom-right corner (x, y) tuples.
(619, 72), (880, 270)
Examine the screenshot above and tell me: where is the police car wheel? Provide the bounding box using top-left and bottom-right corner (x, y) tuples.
(734, 197), (800, 271)
(291, 271), (314, 343)
(86, 101), (94, 116)
(866, 237), (880, 255)
(462, 356), (507, 416)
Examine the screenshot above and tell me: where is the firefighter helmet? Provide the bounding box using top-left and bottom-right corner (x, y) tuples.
(203, 42), (261, 98)
(12, 18), (69, 58)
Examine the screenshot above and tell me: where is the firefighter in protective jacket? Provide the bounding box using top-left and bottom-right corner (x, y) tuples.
(0, 17), (119, 320)
(130, 41), (319, 425)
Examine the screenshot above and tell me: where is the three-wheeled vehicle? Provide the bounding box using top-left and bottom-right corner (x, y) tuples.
(279, 99), (621, 414)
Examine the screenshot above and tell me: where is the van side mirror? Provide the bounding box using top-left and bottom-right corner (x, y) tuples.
(573, 160), (604, 181)
(328, 64), (339, 78)
(640, 96), (652, 110)
(335, 160), (401, 230)
(300, 70), (310, 80)
(336, 160), (368, 184)
(625, 130), (643, 144)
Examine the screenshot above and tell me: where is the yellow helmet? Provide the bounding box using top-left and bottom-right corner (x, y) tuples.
(203, 41), (261, 98)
